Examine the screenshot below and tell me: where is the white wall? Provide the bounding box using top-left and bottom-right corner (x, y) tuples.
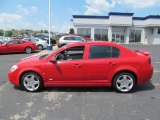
(109, 16), (132, 26)
(73, 18), (109, 26)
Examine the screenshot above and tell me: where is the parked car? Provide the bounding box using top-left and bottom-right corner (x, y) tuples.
(0, 40), (37, 54)
(0, 38), (7, 44)
(57, 35), (85, 47)
(8, 41), (153, 93)
(23, 38), (48, 50)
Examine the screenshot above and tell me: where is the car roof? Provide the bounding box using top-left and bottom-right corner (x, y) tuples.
(62, 34), (81, 37)
(65, 41), (120, 47)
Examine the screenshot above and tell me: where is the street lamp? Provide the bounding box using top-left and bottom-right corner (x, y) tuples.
(47, 0), (52, 50)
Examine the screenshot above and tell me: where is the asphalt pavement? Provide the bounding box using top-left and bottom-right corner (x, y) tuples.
(0, 45), (160, 120)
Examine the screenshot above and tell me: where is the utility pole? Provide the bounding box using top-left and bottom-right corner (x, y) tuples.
(47, 0), (52, 50)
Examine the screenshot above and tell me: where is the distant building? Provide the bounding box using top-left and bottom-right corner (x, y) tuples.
(72, 12), (160, 44)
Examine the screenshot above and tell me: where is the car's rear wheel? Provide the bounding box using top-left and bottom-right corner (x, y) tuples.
(113, 72), (136, 93)
(37, 44), (43, 50)
(25, 47), (32, 54)
(21, 72), (43, 92)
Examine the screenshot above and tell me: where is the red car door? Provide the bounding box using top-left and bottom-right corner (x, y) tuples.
(45, 46), (86, 85)
(85, 45), (120, 84)
(6, 40), (21, 53)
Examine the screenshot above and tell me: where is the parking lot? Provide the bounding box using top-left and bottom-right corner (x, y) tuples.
(0, 45), (160, 120)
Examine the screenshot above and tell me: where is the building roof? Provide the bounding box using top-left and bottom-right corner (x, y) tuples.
(73, 12), (160, 20)
(73, 15), (109, 19)
(108, 12), (134, 16)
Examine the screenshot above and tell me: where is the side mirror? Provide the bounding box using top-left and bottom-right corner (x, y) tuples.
(50, 57), (57, 64)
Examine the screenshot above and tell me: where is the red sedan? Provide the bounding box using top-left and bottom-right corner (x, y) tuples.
(8, 41), (153, 93)
(0, 40), (37, 54)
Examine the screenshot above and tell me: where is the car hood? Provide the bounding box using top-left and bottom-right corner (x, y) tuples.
(17, 55), (41, 66)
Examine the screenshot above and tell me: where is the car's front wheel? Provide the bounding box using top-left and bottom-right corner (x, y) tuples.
(37, 44), (43, 50)
(25, 47), (32, 54)
(112, 72), (136, 93)
(21, 72), (43, 92)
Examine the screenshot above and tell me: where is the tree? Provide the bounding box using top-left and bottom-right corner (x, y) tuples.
(6, 31), (13, 37)
(69, 28), (74, 34)
(44, 30), (48, 33)
(0, 30), (3, 36)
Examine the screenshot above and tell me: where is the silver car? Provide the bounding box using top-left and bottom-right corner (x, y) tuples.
(58, 35), (85, 47)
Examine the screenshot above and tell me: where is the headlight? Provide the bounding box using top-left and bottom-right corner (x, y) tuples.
(10, 65), (18, 72)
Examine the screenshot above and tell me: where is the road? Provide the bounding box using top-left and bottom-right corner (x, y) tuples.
(0, 45), (160, 120)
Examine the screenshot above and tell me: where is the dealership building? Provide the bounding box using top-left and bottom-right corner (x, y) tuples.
(72, 12), (160, 44)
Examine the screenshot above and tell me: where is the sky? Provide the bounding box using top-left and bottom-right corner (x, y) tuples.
(0, 0), (160, 33)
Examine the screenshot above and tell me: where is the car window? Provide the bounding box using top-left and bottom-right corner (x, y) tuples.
(20, 41), (25, 44)
(63, 37), (71, 40)
(56, 46), (85, 61)
(7, 41), (20, 44)
(89, 45), (120, 59)
(73, 37), (82, 41)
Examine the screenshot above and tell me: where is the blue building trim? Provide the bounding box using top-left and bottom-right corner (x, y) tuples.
(73, 13), (160, 20)
(133, 17), (145, 20)
(108, 12), (134, 16)
(73, 15), (109, 19)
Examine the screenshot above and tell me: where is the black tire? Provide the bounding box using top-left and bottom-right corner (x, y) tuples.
(112, 72), (136, 93)
(21, 72), (43, 92)
(37, 44), (43, 50)
(25, 47), (32, 54)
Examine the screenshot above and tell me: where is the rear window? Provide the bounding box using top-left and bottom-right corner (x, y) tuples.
(89, 45), (120, 59)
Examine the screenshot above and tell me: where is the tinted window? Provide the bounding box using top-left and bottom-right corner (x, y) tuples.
(64, 37), (71, 40)
(7, 41), (20, 44)
(73, 37), (82, 41)
(56, 46), (85, 61)
(112, 47), (120, 58)
(89, 45), (120, 59)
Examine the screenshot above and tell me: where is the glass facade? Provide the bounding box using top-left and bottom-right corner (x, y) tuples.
(77, 28), (91, 38)
(112, 33), (125, 43)
(129, 30), (142, 43)
(94, 29), (108, 41)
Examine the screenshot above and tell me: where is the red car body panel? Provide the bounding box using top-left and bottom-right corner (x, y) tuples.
(0, 40), (37, 54)
(8, 41), (153, 88)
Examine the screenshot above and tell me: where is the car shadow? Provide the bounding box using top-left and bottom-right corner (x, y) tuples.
(13, 81), (155, 93)
(0, 50), (40, 55)
(134, 81), (155, 92)
(43, 81), (155, 93)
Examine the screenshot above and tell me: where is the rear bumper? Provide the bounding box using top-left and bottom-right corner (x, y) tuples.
(137, 65), (153, 85)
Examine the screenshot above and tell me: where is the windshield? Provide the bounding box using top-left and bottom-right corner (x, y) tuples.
(39, 51), (53, 60)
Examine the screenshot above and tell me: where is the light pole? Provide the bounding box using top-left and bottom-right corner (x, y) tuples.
(47, 0), (52, 50)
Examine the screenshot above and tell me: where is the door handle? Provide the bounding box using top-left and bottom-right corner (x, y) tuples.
(109, 62), (116, 66)
(74, 64), (82, 68)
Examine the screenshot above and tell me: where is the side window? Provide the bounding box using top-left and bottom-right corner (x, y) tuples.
(74, 37), (82, 41)
(20, 41), (25, 44)
(56, 46), (85, 61)
(112, 47), (120, 58)
(89, 45), (120, 59)
(7, 41), (20, 44)
(89, 46), (111, 59)
(63, 37), (71, 40)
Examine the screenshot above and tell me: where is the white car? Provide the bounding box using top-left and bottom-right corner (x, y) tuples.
(23, 38), (48, 50)
(58, 35), (85, 47)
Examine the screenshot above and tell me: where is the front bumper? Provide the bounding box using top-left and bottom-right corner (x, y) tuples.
(8, 70), (20, 86)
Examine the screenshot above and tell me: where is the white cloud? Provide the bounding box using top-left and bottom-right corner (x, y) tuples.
(17, 4), (38, 15)
(0, 13), (23, 29)
(84, 0), (160, 15)
(84, 0), (116, 15)
(118, 0), (160, 8)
